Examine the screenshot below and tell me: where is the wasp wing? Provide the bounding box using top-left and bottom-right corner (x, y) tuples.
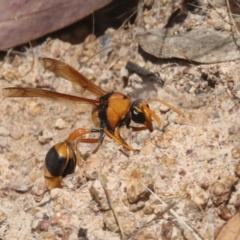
(3, 88), (99, 106)
(40, 58), (106, 96)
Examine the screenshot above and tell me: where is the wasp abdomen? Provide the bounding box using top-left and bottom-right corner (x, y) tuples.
(44, 142), (77, 189)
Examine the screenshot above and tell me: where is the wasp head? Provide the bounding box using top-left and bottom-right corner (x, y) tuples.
(130, 99), (161, 132)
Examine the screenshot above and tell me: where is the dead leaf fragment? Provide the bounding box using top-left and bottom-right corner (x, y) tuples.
(0, 0), (112, 49)
(137, 29), (240, 63)
(216, 212), (240, 240)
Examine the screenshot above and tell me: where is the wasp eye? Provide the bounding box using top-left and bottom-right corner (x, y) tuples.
(133, 109), (138, 115)
(131, 107), (146, 124)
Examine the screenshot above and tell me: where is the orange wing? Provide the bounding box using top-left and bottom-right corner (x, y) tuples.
(2, 88), (99, 106)
(40, 58), (106, 96)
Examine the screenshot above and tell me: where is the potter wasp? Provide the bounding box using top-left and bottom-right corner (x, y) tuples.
(3, 58), (181, 189)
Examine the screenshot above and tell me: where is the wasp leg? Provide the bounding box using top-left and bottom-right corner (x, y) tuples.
(146, 98), (182, 115)
(90, 129), (105, 154)
(68, 128), (103, 154)
(115, 127), (129, 146)
(68, 128), (101, 165)
(104, 128), (138, 152)
(75, 137), (100, 165)
(129, 126), (148, 132)
(67, 128), (101, 161)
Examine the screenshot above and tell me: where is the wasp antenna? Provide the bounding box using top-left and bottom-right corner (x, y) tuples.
(146, 98), (182, 115)
(143, 105), (161, 127)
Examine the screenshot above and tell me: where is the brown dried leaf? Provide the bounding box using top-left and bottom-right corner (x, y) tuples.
(0, 0), (112, 49)
(216, 212), (240, 240)
(137, 29), (240, 63)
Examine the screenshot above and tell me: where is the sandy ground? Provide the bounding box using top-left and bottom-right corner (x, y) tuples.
(1, 1), (240, 239)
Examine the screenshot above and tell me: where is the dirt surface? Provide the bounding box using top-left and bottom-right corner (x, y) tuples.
(1, 1), (240, 239)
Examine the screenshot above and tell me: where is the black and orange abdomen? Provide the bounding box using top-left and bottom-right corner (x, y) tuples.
(44, 142), (77, 189)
